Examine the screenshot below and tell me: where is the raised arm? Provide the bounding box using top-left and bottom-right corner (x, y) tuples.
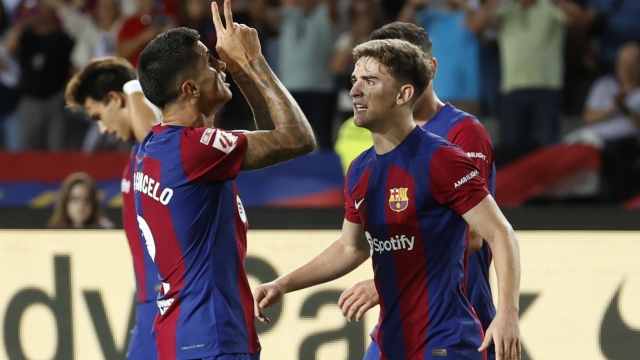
(123, 80), (161, 142)
(253, 218), (370, 322)
(212, 0), (315, 171)
(461, 196), (521, 359)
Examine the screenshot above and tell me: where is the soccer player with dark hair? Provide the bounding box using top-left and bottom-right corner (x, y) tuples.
(254, 38), (521, 360)
(65, 56), (161, 359)
(132, 0), (315, 358)
(337, 22), (499, 360)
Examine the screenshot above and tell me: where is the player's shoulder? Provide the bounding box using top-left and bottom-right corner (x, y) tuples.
(347, 146), (376, 180)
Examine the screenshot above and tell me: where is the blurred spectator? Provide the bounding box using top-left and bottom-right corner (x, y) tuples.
(0, 0), (21, 151)
(116, 0), (175, 68)
(331, 0), (383, 121)
(48, 172), (114, 229)
(399, 0), (482, 115)
(44, 0), (122, 70)
(381, 0), (408, 22)
(565, 42), (640, 202)
(587, 0), (640, 75)
(4, 0), (74, 150)
(256, 0), (338, 149)
(478, 0), (583, 149)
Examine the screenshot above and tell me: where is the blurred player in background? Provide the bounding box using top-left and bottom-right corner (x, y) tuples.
(65, 56), (161, 359)
(254, 39), (521, 360)
(336, 22), (498, 360)
(133, 0), (315, 358)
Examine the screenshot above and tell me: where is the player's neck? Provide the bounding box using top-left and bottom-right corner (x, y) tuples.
(371, 115), (416, 155)
(413, 90), (444, 128)
(161, 103), (207, 127)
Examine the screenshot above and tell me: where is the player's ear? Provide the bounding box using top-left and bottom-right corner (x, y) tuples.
(396, 84), (415, 106)
(431, 57), (437, 80)
(107, 91), (125, 108)
(181, 80), (199, 98)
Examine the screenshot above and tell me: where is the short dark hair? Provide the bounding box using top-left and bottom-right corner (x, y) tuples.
(65, 57), (137, 108)
(353, 39), (430, 103)
(138, 27), (202, 109)
(370, 22), (433, 59)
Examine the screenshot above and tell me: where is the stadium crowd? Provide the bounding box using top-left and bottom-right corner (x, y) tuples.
(0, 0), (639, 202)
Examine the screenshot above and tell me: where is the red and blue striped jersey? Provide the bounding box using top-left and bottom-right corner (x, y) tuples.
(133, 125), (259, 359)
(123, 142), (161, 304)
(345, 126), (490, 359)
(422, 103), (496, 333)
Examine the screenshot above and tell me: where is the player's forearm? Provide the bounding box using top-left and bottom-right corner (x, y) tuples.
(129, 92), (159, 142)
(238, 57), (316, 170)
(491, 226), (521, 314)
(229, 59), (275, 131)
(277, 238), (370, 294)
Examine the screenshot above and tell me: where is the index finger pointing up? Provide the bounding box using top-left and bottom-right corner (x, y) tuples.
(211, 1), (224, 33)
(224, 0), (234, 32)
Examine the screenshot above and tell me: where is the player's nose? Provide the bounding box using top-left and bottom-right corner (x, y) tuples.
(350, 81), (363, 98)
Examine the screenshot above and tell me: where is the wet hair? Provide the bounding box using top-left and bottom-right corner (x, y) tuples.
(353, 39), (431, 103)
(48, 172), (108, 229)
(370, 22), (433, 59)
(65, 57), (137, 108)
(137, 27), (202, 109)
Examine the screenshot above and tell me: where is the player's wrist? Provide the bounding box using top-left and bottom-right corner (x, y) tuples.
(123, 80), (143, 96)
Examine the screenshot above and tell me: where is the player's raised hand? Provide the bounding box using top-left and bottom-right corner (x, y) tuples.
(252, 281), (285, 323)
(479, 310), (521, 360)
(338, 279), (379, 322)
(211, 0), (261, 73)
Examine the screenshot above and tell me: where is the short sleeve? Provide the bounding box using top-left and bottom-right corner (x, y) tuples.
(179, 127), (248, 182)
(344, 162), (361, 224)
(625, 88), (640, 115)
(447, 118), (495, 187)
(586, 76), (618, 110)
(430, 145), (489, 215)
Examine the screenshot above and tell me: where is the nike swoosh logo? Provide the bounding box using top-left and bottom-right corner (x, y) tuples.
(600, 280), (640, 358)
(355, 198), (364, 209)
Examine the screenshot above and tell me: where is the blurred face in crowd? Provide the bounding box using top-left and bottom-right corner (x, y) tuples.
(96, 0), (120, 28)
(350, 56), (404, 130)
(616, 43), (640, 90)
(84, 93), (132, 141)
(186, 0), (208, 22)
(66, 183), (93, 228)
(136, 0), (154, 15)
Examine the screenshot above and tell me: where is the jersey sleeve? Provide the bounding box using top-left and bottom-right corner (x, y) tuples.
(447, 118), (495, 186)
(179, 127), (248, 182)
(344, 161), (361, 224)
(430, 145), (490, 215)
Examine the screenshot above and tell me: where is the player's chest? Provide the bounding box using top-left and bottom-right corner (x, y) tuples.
(352, 161), (436, 225)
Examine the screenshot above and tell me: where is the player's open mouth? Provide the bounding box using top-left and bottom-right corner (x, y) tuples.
(354, 105), (368, 112)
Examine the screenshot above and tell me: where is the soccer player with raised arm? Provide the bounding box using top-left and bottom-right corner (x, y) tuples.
(336, 22), (498, 360)
(132, 0), (315, 358)
(65, 56), (162, 359)
(254, 39), (520, 360)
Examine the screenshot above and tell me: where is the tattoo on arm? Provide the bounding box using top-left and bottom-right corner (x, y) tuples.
(233, 58), (315, 171)
(230, 68), (275, 131)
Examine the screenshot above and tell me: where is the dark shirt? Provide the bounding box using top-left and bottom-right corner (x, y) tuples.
(18, 27), (74, 98)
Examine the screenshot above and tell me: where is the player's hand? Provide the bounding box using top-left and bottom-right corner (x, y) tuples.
(211, 0), (261, 73)
(252, 281), (285, 323)
(338, 279), (379, 322)
(479, 310), (521, 360)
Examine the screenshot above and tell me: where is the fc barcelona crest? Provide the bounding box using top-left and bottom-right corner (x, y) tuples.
(389, 188), (409, 212)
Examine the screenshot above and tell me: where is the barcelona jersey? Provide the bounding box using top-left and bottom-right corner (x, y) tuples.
(123, 142), (162, 304)
(423, 103), (497, 334)
(134, 125), (259, 359)
(345, 126), (490, 359)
